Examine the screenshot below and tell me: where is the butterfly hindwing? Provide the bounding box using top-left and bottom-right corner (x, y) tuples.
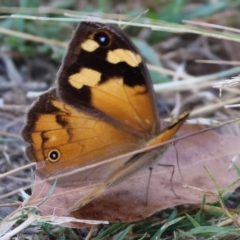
(22, 88), (143, 177)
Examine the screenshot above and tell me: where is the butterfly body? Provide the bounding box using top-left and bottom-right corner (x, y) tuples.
(22, 21), (189, 213)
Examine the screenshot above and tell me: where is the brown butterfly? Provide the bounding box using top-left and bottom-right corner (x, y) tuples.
(22, 21), (189, 214)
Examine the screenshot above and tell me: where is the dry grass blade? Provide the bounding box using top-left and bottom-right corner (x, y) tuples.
(196, 60), (240, 65)
(0, 208), (107, 239)
(0, 209), (25, 239)
(154, 67), (240, 93)
(0, 163), (36, 180)
(0, 27), (66, 47)
(191, 97), (240, 117)
(183, 20), (240, 34)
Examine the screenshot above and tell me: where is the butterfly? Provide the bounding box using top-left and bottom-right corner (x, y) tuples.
(22, 21), (189, 214)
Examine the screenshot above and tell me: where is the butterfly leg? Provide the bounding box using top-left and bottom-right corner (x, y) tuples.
(145, 167), (153, 206)
(157, 162), (180, 199)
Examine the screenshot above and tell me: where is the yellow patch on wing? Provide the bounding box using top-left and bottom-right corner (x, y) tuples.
(69, 68), (101, 89)
(81, 39), (99, 52)
(91, 78), (155, 133)
(123, 84), (154, 132)
(107, 49), (141, 67)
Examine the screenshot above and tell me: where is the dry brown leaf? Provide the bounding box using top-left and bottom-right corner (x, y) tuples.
(25, 123), (240, 228)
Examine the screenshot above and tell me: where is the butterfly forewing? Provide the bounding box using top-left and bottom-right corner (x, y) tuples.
(57, 22), (160, 137)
